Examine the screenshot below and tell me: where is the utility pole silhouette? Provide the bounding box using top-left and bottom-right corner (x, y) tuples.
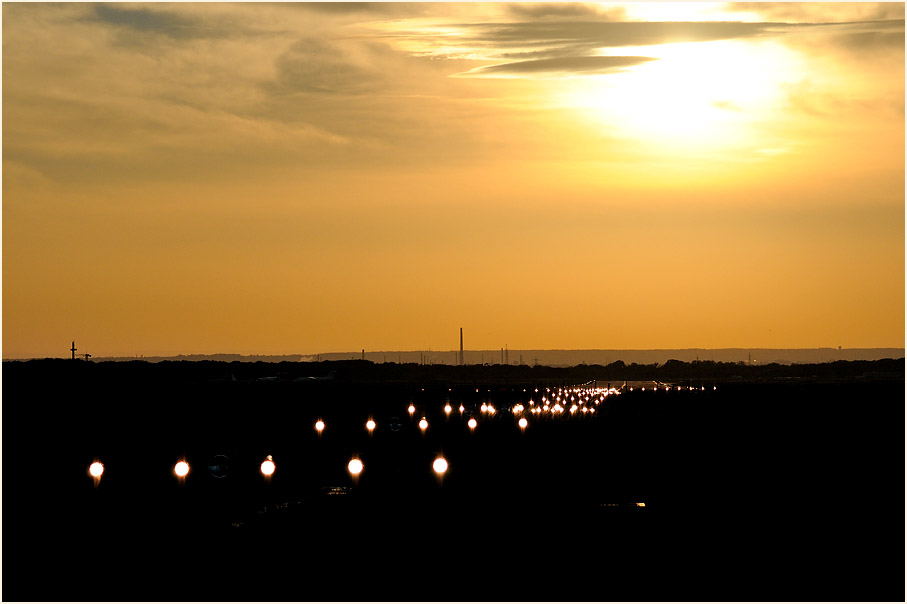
(71, 341), (77, 360)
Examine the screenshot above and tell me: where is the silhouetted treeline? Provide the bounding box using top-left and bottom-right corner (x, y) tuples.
(4, 356), (903, 385)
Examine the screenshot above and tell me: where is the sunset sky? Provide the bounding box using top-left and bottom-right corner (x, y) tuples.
(3, 2), (904, 358)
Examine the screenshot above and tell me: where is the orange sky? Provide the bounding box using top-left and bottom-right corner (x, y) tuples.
(3, 2), (904, 358)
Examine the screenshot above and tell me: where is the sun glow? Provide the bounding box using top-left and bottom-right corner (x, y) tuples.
(559, 39), (803, 155)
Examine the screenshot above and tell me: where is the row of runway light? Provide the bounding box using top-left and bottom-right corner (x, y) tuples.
(630, 385), (717, 392)
(86, 386), (618, 485)
(87, 452), (450, 484)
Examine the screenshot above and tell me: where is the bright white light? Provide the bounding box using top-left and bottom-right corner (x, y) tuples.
(260, 455), (276, 476)
(518, 418), (528, 429)
(419, 418), (429, 431)
(444, 404), (452, 414)
(433, 457), (449, 475)
(348, 458), (363, 475)
(468, 418), (477, 429)
(315, 420), (325, 432)
(366, 420), (376, 431)
(459, 405), (464, 413)
(481, 404), (488, 412)
(89, 462), (104, 478)
(174, 461), (190, 477)
(408, 404), (416, 415)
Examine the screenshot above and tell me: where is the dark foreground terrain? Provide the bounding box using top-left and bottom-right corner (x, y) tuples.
(3, 359), (904, 602)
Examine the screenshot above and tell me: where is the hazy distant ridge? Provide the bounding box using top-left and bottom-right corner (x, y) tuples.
(80, 348), (905, 366)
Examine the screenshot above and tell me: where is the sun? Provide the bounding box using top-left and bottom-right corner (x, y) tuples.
(558, 38), (803, 156)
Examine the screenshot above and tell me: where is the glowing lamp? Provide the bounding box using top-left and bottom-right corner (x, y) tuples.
(408, 404), (416, 415)
(315, 420), (325, 432)
(444, 404), (452, 414)
(174, 461), (190, 478)
(468, 418), (477, 429)
(261, 455), (276, 476)
(89, 462), (104, 478)
(419, 418), (429, 431)
(518, 418), (528, 429)
(366, 419), (376, 432)
(348, 458), (363, 475)
(433, 457), (448, 475)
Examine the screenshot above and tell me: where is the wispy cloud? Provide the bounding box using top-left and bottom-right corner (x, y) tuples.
(727, 2), (905, 23)
(506, 2), (627, 21)
(384, 20), (819, 79)
(454, 55), (656, 78)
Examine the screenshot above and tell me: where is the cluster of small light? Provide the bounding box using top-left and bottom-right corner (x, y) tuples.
(528, 386), (614, 418)
(480, 404), (496, 415)
(512, 404), (525, 413)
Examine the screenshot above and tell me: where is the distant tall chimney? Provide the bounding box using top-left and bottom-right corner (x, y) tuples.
(71, 341), (77, 360)
(459, 328), (463, 366)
